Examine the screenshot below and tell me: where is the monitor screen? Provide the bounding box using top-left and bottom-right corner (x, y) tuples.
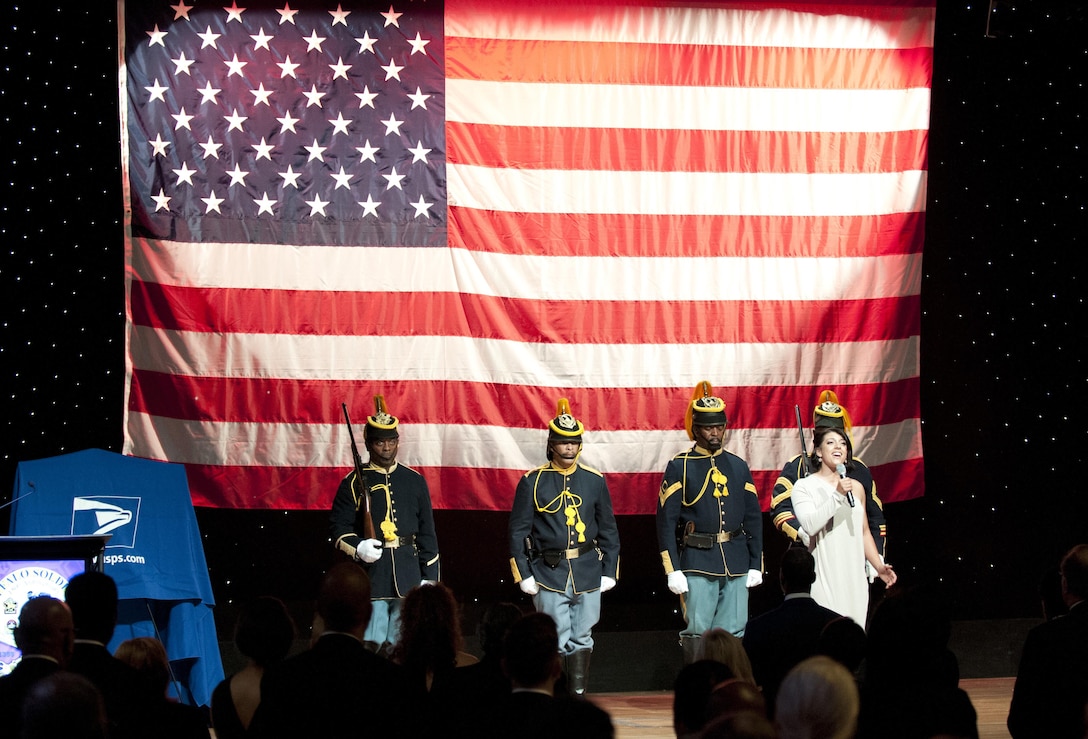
(0, 537), (107, 676)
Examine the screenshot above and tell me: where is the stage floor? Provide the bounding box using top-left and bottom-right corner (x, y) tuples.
(590, 677), (1015, 739)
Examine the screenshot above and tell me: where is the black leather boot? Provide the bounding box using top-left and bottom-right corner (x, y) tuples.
(567, 648), (592, 695)
(681, 635), (699, 664)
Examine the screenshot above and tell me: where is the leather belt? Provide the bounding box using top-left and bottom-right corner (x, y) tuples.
(383, 535), (416, 549)
(683, 527), (745, 549)
(540, 541), (597, 567)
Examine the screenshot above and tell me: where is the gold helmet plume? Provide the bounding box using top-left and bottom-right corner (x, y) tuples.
(812, 389), (853, 437)
(364, 394), (399, 440)
(685, 380), (727, 440)
(548, 397), (584, 440)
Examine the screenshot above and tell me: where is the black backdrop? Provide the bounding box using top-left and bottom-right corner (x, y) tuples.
(2, 2), (1086, 632)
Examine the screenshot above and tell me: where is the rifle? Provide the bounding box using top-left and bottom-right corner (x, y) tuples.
(795, 404), (813, 477)
(342, 403), (377, 540)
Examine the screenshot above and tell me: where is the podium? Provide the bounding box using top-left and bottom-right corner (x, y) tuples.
(0, 535), (110, 675)
(8, 449), (224, 707)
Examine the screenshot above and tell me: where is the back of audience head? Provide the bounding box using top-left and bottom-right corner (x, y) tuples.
(697, 628), (756, 685)
(316, 561), (372, 635)
(392, 581), (462, 673)
(234, 595), (296, 667)
(775, 655), (859, 739)
(673, 659), (735, 737)
(1061, 543), (1088, 605)
(780, 547), (818, 594)
(114, 637), (172, 697)
(476, 602), (523, 660)
(699, 709), (777, 739)
(14, 596), (74, 666)
(703, 677), (768, 724)
(502, 612), (561, 690)
(64, 571), (119, 644)
(816, 616), (867, 674)
(20, 672), (108, 739)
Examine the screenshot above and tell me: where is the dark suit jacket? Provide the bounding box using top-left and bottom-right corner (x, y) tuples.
(0, 656), (61, 737)
(494, 690), (614, 739)
(1008, 601), (1088, 739)
(742, 594), (843, 711)
(68, 641), (157, 739)
(252, 632), (415, 739)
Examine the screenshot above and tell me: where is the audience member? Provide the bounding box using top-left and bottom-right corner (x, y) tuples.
(699, 709), (777, 739)
(1007, 543), (1088, 739)
(816, 616), (867, 676)
(859, 583), (969, 739)
(20, 671), (107, 739)
(703, 677), (768, 723)
(775, 655), (859, 739)
(391, 581), (477, 694)
(64, 571), (155, 739)
(114, 637), (210, 738)
(496, 611), (614, 739)
(673, 659), (735, 738)
(0, 596), (74, 738)
(210, 596), (295, 739)
(698, 628), (756, 685)
(250, 561), (414, 738)
(743, 547), (843, 714)
(432, 601), (522, 736)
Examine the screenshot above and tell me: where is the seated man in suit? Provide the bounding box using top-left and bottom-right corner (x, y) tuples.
(742, 547), (843, 714)
(251, 562), (413, 738)
(495, 612), (614, 739)
(0, 596), (75, 737)
(1008, 543), (1088, 739)
(65, 571), (156, 739)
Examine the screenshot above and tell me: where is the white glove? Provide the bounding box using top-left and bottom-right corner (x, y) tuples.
(519, 575), (539, 595)
(600, 576), (616, 593)
(356, 538), (383, 564)
(667, 570), (689, 595)
(798, 529), (811, 548)
(746, 569), (763, 588)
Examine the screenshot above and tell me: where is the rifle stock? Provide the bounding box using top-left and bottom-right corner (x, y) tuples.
(342, 403), (377, 540)
(795, 404), (813, 477)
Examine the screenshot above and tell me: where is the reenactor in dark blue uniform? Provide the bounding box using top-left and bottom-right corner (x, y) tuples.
(330, 395), (440, 654)
(770, 390), (886, 555)
(508, 398), (621, 695)
(656, 382), (764, 661)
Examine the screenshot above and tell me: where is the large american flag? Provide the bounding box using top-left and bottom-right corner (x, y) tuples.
(120, 0), (932, 513)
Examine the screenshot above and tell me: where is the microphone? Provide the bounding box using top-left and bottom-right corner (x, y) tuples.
(835, 463), (855, 507)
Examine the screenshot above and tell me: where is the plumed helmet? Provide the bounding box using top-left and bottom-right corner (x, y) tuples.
(685, 380), (727, 440)
(547, 397), (584, 441)
(364, 394), (399, 441)
(812, 390), (852, 434)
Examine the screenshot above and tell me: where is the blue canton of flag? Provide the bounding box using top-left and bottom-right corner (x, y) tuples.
(124, 0), (446, 247)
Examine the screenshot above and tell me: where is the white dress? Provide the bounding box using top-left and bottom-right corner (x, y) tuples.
(792, 473), (869, 627)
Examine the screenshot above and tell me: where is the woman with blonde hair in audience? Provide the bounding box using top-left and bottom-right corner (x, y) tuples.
(697, 627), (757, 686)
(775, 655), (859, 739)
(114, 636), (210, 738)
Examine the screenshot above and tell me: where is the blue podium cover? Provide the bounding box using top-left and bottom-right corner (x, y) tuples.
(9, 448), (224, 706)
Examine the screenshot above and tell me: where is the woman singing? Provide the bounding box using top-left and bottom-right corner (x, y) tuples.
(792, 427), (896, 626)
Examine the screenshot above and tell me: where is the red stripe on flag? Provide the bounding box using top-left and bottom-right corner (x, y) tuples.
(128, 370), (921, 431)
(448, 123), (929, 174)
(130, 281), (920, 344)
(446, 37), (933, 89)
(448, 210), (926, 258)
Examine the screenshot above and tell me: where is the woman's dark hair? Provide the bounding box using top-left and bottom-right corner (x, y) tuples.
(234, 596), (296, 667)
(392, 582), (462, 677)
(809, 426), (854, 472)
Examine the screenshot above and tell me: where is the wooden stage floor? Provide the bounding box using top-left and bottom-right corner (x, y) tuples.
(589, 677), (1015, 739)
